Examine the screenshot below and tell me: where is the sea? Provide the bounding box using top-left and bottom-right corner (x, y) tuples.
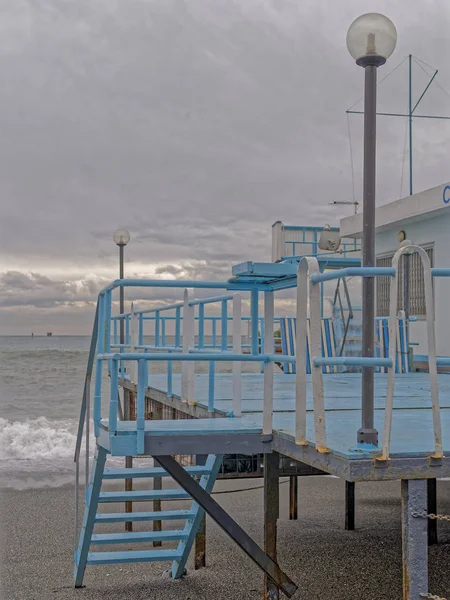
(0, 335), (257, 490)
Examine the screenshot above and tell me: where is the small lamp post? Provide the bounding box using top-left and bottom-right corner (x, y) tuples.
(347, 13), (397, 445)
(113, 228), (131, 348)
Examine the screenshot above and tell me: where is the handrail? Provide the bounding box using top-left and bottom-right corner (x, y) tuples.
(99, 278), (273, 295)
(73, 300), (99, 552)
(311, 267), (396, 284)
(379, 245), (442, 460)
(74, 301), (99, 464)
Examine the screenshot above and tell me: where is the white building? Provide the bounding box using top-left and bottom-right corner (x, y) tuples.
(340, 182), (450, 357)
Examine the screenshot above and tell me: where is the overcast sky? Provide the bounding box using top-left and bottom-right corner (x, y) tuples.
(0, 0), (449, 334)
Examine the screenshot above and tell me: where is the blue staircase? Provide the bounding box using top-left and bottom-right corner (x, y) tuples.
(74, 450), (223, 586)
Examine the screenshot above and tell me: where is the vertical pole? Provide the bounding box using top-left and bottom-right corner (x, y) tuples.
(119, 243), (133, 531)
(264, 452), (280, 600)
(263, 291), (274, 435)
(119, 245), (125, 347)
(358, 63), (379, 446)
(401, 479), (428, 599)
(232, 294), (242, 417)
(345, 481), (355, 531)
(153, 401), (163, 546)
(199, 304), (205, 349)
(195, 453), (208, 569)
(409, 54), (413, 196)
(404, 253), (410, 369)
(289, 476), (298, 521)
(427, 478), (438, 546)
(221, 300), (228, 351)
(251, 289), (259, 355)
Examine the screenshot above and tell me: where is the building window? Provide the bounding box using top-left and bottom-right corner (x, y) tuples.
(376, 245), (434, 317)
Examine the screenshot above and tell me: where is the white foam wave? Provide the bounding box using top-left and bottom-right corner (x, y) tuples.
(0, 416), (78, 460)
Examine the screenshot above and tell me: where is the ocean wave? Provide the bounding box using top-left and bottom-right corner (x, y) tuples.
(0, 416), (80, 460)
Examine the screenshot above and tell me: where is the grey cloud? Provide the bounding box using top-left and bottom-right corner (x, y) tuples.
(0, 0), (449, 332)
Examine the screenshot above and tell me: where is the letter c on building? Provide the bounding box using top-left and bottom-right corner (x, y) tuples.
(444, 185), (450, 204)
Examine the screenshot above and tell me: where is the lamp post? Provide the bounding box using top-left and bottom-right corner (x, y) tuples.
(113, 228), (132, 530)
(113, 228), (131, 348)
(347, 13), (397, 445)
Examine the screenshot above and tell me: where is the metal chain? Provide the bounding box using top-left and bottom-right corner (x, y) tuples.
(420, 594), (449, 600)
(412, 510), (450, 522)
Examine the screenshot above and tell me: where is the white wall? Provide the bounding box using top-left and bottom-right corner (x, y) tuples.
(375, 213), (450, 356)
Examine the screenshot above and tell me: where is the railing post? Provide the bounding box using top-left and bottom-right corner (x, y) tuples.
(175, 307), (181, 348)
(295, 259), (308, 445)
(212, 318), (217, 348)
(221, 299), (228, 351)
(109, 358), (119, 436)
(136, 359), (146, 454)
(94, 295), (105, 438)
(301, 258), (328, 452)
(155, 310), (160, 348)
(251, 289), (259, 355)
(182, 290), (195, 404)
(199, 304), (205, 349)
(161, 316), (166, 347)
(138, 313), (143, 345)
(232, 293), (242, 417)
(208, 361), (215, 413)
(130, 302), (139, 383)
(263, 291), (274, 434)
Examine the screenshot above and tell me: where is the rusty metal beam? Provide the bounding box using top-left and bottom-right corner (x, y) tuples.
(152, 401), (164, 546)
(427, 478), (438, 546)
(155, 454), (297, 598)
(195, 514), (206, 569)
(124, 388), (133, 532)
(265, 453), (280, 599)
(195, 454), (208, 569)
(345, 481), (355, 531)
(289, 476), (298, 521)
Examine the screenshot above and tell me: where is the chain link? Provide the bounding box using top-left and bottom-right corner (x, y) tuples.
(411, 510), (450, 522)
(420, 594), (449, 600)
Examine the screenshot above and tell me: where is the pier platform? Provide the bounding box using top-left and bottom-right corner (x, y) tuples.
(116, 372), (450, 481)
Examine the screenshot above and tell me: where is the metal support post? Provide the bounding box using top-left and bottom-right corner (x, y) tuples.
(289, 476), (298, 521)
(152, 401), (163, 546)
(195, 453), (208, 569)
(264, 452), (280, 599)
(401, 479), (428, 599)
(358, 62), (379, 446)
(155, 454), (297, 598)
(427, 479), (438, 546)
(345, 481), (355, 531)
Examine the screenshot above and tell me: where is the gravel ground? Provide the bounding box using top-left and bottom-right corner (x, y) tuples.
(1, 477), (450, 600)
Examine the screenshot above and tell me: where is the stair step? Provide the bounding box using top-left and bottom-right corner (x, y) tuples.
(103, 465), (211, 479)
(96, 510), (196, 523)
(99, 489), (190, 503)
(91, 530), (188, 544)
(87, 549), (183, 565)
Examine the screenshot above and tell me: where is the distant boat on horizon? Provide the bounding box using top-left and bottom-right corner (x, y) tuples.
(47, 332), (52, 337)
